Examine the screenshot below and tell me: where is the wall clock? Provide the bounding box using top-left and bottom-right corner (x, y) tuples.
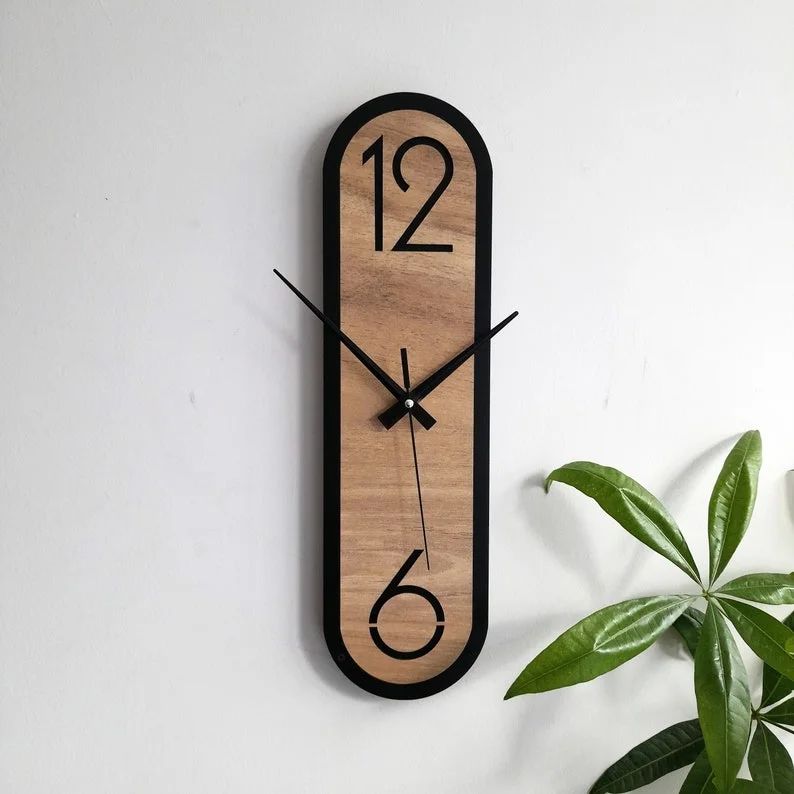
(276, 92), (517, 698)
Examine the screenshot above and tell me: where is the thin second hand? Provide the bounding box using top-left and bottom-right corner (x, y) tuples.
(400, 347), (430, 571)
(407, 407), (430, 571)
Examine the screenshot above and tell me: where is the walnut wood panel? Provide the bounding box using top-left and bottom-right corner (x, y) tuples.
(340, 111), (475, 683)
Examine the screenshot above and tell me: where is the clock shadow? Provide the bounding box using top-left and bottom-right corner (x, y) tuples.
(292, 122), (373, 701)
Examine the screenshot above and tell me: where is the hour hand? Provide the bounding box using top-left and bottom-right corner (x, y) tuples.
(273, 269), (437, 430)
(378, 310), (518, 429)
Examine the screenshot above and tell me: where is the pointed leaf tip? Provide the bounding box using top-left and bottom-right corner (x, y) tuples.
(506, 595), (693, 696)
(708, 430), (762, 584)
(588, 719), (703, 793)
(544, 461), (700, 583)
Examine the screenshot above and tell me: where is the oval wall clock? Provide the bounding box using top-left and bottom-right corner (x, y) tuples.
(276, 92), (517, 698)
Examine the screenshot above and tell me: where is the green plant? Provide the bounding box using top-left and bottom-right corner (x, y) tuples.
(505, 431), (794, 792)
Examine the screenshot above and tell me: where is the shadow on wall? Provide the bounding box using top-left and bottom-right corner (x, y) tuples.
(520, 469), (608, 599)
(657, 435), (738, 512)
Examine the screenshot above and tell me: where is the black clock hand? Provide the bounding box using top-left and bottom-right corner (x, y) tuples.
(274, 269), (437, 430)
(401, 348), (430, 571)
(378, 310), (519, 429)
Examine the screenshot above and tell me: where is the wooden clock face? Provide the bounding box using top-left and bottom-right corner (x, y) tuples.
(323, 93), (491, 699)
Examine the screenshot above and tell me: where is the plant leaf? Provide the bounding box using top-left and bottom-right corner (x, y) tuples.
(761, 609), (794, 707)
(763, 698), (794, 726)
(748, 722), (794, 791)
(719, 598), (794, 683)
(729, 782), (778, 793)
(717, 574), (794, 605)
(708, 430), (762, 584)
(679, 750), (715, 793)
(505, 595), (694, 698)
(546, 462), (700, 583)
(674, 606), (707, 658)
(695, 603), (752, 793)
(588, 719), (703, 793)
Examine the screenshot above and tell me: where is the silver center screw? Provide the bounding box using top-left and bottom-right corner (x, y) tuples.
(404, 398), (414, 409)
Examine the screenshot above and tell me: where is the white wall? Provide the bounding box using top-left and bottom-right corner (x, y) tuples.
(2, 2), (793, 792)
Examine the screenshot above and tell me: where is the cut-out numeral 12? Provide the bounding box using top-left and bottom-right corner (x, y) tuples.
(362, 136), (454, 253)
(369, 549), (445, 660)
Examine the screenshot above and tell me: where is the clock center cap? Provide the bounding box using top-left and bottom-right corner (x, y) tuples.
(404, 398), (414, 409)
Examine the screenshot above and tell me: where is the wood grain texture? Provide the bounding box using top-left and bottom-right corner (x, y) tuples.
(338, 110), (477, 684)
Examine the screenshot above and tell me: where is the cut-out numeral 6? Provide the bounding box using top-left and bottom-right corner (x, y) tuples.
(362, 136), (454, 253)
(369, 549), (445, 660)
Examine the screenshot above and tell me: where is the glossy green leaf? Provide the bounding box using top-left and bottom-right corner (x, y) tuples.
(674, 606), (706, 658)
(708, 431), (762, 584)
(679, 750), (715, 793)
(589, 719), (703, 793)
(748, 722), (794, 791)
(695, 603), (752, 793)
(546, 462), (700, 582)
(717, 574), (794, 605)
(761, 610), (794, 707)
(505, 595), (693, 698)
(719, 598), (794, 683)
(763, 698), (794, 726)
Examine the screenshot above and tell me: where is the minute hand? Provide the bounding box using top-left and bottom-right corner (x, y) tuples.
(274, 269), (437, 430)
(377, 310), (519, 429)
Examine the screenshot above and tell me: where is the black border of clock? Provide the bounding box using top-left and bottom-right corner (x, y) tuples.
(322, 92), (493, 699)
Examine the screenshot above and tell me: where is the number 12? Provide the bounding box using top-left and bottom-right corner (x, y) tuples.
(362, 135), (454, 253)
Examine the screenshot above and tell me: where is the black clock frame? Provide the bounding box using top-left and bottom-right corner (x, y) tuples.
(322, 92), (492, 699)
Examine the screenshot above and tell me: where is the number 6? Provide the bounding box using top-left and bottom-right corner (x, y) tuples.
(369, 549), (445, 660)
